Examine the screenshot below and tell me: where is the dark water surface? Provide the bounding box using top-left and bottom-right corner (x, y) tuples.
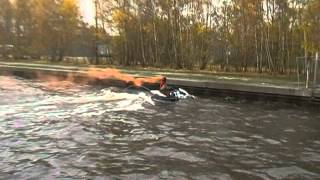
(0, 75), (319, 180)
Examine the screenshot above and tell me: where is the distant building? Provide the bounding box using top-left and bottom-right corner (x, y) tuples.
(0, 44), (14, 58)
(97, 43), (111, 57)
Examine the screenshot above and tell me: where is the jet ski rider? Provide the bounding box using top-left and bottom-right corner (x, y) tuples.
(159, 77), (175, 97)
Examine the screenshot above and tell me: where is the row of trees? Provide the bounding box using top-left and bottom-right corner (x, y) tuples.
(0, 0), (319, 74)
(100, 0), (319, 73)
(0, 0), (96, 61)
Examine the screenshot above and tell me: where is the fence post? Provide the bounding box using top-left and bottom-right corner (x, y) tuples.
(306, 57), (309, 88)
(314, 52), (319, 88)
(296, 58), (300, 88)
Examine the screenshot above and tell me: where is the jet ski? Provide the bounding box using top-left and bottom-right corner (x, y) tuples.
(150, 88), (195, 102)
(123, 76), (195, 103)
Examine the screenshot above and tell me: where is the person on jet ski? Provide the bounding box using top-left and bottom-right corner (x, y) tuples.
(159, 77), (174, 97)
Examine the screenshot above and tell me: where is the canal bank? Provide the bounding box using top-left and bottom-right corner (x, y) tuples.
(0, 62), (318, 102)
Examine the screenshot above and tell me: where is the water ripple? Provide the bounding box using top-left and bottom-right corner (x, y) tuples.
(0, 75), (319, 179)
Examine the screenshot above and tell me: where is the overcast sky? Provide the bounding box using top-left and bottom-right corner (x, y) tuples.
(79, 0), (95, 25)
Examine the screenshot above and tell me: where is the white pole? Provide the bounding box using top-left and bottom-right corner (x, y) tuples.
(314, 52), (319, 88)
(297, 58), (300, 88)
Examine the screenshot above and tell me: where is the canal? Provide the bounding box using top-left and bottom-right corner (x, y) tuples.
(0, 75), (319, 179)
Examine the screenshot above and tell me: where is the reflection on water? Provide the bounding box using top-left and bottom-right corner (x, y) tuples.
(0, 76), (319, 179)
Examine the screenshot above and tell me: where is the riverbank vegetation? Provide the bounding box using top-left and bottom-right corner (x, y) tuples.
(0, 0), (319, 74)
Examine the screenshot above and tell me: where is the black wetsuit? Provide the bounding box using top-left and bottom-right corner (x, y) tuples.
(160, 85), (174, 97)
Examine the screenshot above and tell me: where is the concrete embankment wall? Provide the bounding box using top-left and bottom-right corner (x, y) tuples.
(169, 79), (317, 102)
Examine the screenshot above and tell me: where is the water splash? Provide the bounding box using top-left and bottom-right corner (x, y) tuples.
(0, 76), (155, 120)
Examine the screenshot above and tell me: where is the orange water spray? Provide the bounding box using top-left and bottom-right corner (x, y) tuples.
(32, 68), (163, 91)
(86, 68), (163, 87)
